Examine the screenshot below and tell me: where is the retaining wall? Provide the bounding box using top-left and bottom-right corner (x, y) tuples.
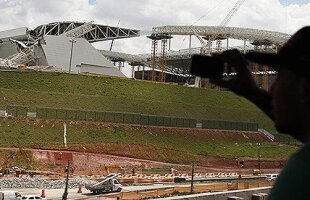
(152, 187), (271, 200)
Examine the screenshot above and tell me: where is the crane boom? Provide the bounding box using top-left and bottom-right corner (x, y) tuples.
(189, 26), (208, 49)
(219, 0), (246, 27)
(190, 0), (245, 89)
(211, 0), (246, 42)
(192, 0), (246, 54)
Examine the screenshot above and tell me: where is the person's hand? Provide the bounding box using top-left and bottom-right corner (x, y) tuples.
(210, 49), (259, 97)
(210, 49), (274, 120)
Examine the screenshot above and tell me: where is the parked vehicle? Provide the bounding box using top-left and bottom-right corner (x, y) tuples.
(85, 173), (122, 194)
(0, 191), (22, 200)
(266, 174), (278, 181)
(21, 195), (46, 200)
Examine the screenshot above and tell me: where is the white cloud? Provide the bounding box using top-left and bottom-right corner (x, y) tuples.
(280, 0), (310, 6)
(0, 0), (309, 77)
(1, 0), (309, 44)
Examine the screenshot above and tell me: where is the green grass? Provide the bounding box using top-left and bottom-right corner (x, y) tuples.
(0, 118), (297, 161)
(0, 71), (298, 165)
(0, 71), (276, 134)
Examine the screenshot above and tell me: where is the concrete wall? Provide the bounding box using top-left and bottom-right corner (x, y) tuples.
(0, 27), (30, 59)
(34, 45), (48, 66)
(0, 42), (18, 59)
(0, 27), (28, 41)
(41, 35), (124, 77)
(152, 187), (271, 200)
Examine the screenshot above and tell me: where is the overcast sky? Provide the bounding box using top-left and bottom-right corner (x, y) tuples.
(0, 0), (309, 76)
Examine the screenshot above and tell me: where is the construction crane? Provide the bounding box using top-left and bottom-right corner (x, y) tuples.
(190, 0), (245, 88)
(219, 0), (246, 27)
(189, 26), (209, 55)
(214, 0), (246, 51)
(192, 0), (246, 54)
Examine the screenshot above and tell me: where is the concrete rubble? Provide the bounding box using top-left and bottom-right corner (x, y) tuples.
(0, 177), (97, 189)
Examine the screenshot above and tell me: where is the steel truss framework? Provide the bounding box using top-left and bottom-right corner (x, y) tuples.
(152, 25), (291, 45)
(100, 50), (188, 75)
(61, 21), (95, 38)
(101, 44), (276, 75)
(101, 25), (290, 76)
(99, 50), (148, 65)
(32, 21), (140, 43)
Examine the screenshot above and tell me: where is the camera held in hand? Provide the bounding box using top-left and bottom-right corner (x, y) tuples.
(190, 54), (227, 79)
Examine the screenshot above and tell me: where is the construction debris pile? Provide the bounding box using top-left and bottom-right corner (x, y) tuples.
(0, 177), (96, 189)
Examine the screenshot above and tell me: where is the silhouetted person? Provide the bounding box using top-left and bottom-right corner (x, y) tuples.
(132, 167), (136, 176)
(209, 26), (310, 200)
(239, 160), (244, 169)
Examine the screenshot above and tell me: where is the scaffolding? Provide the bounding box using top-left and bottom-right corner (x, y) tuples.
(215, 34), (227, 52)
(117, 61), (125, 70)
(262, 65), (269, 90)
(150, 39), (158, 81)
(160, 38), (168, 82)
(252, 63), (259, 83)
(251, 39), (274, 90)
(147, 33), (172, 82)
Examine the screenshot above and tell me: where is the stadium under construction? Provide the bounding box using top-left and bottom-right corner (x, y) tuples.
(0, 21), (291, 90)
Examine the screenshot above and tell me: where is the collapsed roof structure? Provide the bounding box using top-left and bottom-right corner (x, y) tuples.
(0, 21), (140, 77)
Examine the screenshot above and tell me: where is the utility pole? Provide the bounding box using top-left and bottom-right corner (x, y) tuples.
(63, 122), (67, 149)
(190, 163), (196, 194)
(257, 143), (261, 171)
(68, 39), (76, 73)
(62, 160), (71, 200)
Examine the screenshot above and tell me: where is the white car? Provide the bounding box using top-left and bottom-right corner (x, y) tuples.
(0, 190), (22, 200)
(266, 174), (278, 181)
(21, 195), (46, 200)
(11, 166), (20, 171)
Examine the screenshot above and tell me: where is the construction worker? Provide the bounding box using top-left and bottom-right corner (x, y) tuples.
(209, 26), (310, 199)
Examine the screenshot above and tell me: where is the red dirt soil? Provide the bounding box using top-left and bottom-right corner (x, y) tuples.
(0, 147), (285, 176)
(0, 119), (286, 175)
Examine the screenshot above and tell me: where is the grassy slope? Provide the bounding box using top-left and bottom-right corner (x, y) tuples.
(0, 71), (276, 134)
(0, 71), (298, 164)
(0, 118), (297, 164)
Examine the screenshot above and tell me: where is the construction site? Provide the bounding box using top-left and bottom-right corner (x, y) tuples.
(0, 13), (289, 89)
(0, 0), (300, 199)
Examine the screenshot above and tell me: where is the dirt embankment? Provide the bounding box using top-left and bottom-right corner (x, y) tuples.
(32, 148), (286, 175)
(0, 147), (285, 176)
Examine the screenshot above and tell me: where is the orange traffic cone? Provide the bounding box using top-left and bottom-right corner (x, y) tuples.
(77, 184), (82, 193)
(41, 189), (46, 198)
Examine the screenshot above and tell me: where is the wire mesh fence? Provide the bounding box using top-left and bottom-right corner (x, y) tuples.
(4, 105), (265, 132)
